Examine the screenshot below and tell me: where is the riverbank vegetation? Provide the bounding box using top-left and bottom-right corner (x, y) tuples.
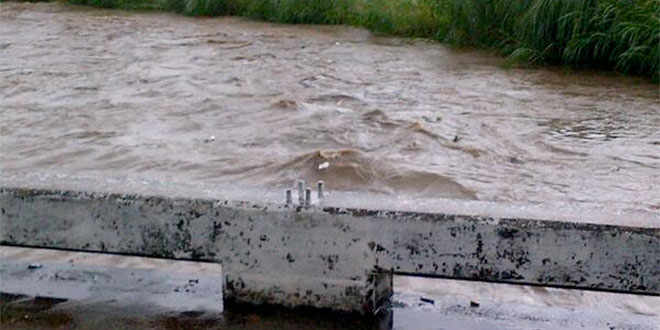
(32, 0), (660, 80)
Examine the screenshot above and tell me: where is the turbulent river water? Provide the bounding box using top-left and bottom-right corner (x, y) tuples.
(1, 2), (659, 211)
(1, 3), (659, 328)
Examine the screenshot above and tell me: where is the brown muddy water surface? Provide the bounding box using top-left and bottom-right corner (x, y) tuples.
(1, 2), (659, 210)
(1, 3), (660, 329)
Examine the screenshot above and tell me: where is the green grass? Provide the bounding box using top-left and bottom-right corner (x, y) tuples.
(27, 0), (660, 81)
(445, 0), (659, 80)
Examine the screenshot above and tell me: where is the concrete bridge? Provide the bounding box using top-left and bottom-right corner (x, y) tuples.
(1, 174), (658, 318)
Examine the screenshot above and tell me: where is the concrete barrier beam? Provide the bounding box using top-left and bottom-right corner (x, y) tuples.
(0, 187), (392, 314)
(325, 208), (659, 294)
(1, 183), (658, 316)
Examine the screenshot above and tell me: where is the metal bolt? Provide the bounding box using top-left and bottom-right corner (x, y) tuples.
(286, 189), (292, 205)
(305, 188), (312, 207)
(297, 180), (305, 204)
(317, 181), (324, 200)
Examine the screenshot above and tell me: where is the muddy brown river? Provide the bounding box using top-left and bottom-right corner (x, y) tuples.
(1, 3), (659, 208)
(1, 3), (659, 328)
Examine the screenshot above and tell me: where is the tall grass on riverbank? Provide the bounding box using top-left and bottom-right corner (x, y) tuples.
(159, 0), (450, 37)
(59, 0), (659, 80)
(446, 0), (659, 79)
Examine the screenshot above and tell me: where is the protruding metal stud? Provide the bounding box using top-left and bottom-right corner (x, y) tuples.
(305, 188), (312, 207)
(286, 189), (292, 205)
(317, 181), (324, 200)
(297, 180), (305, 204)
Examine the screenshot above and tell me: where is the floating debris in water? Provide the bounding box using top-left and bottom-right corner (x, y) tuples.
(318, 162), (330, 170)
(420, 297), (435, 305)
(509, 156), (523, 164)
(422, 115), (442, 123)
(203, 136), (215, 143)
(28, 263), (42, 270)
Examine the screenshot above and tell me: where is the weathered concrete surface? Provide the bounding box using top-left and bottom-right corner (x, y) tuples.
(392, 275), (660, 330)
(0, 246), (224, 314)
(2, 247), (659, 330)
(332, 207), (659, 294)
(0, 187), (393, 314)
(1, 182), (658, 316)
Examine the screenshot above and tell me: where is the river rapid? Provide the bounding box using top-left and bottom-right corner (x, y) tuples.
(1, 2), (659, 211)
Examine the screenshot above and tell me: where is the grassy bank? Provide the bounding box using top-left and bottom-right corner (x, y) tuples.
(41, 0), (660, 80)
(445, 0), (659, 80)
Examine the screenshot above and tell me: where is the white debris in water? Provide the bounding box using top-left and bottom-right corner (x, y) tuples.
(318, 162), (330, 171)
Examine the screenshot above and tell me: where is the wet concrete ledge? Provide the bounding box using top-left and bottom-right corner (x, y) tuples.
(1, 185), (658, 314)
